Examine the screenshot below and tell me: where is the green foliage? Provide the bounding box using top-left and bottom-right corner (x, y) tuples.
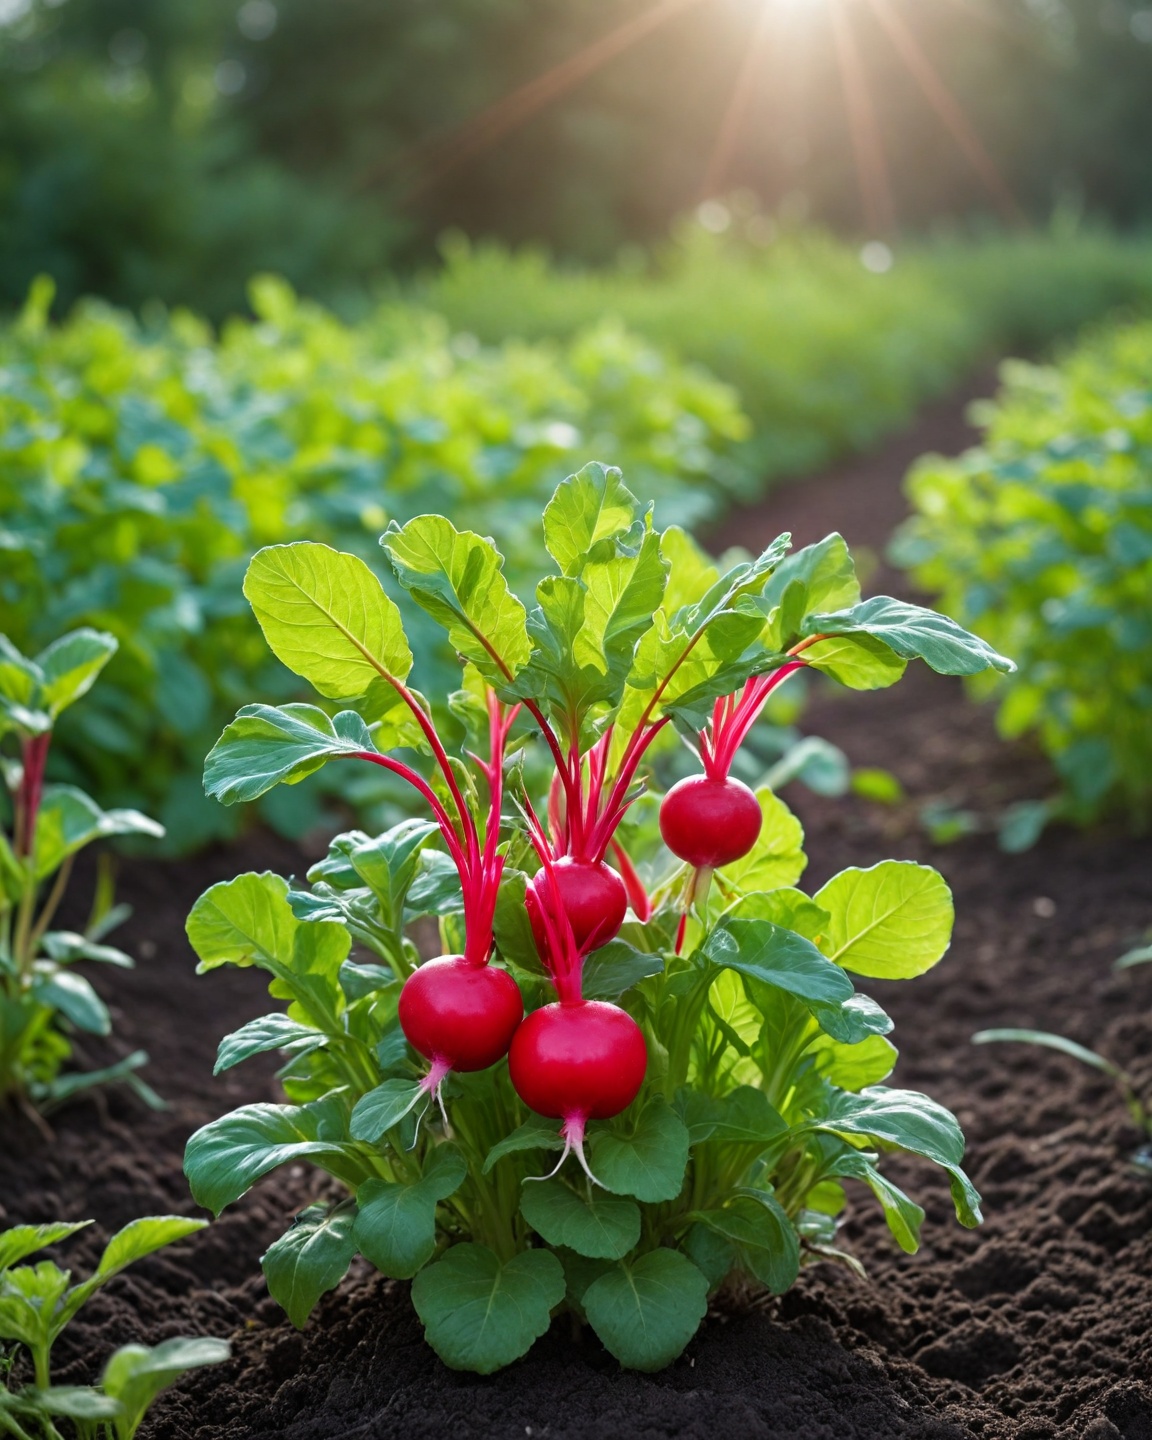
(0, 1216), (227, 1439)
(422, 227), (1152, 488)
(186, 467), (1005, 1374)
(894, 317), (1152, 831)
(0, 630), (163, 1111)
(0, 281), (748, 847)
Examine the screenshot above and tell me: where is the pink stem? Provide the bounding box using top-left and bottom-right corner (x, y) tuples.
(710, 661), (808, 778)
(587, 717), (671, 861)
(353, 751), (469, 875)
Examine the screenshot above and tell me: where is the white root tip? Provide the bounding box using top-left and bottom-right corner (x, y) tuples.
(563, 1113), (607, 1190)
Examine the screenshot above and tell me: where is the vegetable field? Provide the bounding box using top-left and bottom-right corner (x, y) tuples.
(5, 0), (1152, 1425)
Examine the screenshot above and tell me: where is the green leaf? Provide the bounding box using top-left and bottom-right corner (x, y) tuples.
(813, 1086), (982, 1229)
(33, 787), (164, 880)
(814, 862), (954, 979)
(808, 1032), (898, 1090)
(0, 1262), (70, 1348)
(91, 1217), (207, 1286)
(383, 516), (530, 684)
(184, 1097), (361, 1214)
(589, 1099), (689, 1203)
(519, 1180), (640, 1261)
(719, 789), (806, 892)
(244, 542), (413, 699)
(411, 1244), (565, 1374)
(262, 1204), (358, 1328)
(693, 1192), (800, 1294)
(575, 530), (668, 676)
(35, 629), (118, 719)
(31, 967), (110, 1035)
(806, 596), (1015, 676)
(102, 1337), (230, 1439)
(186, 873), (349, 1012)
(682, 1223), (735, 1290)
(702, 918), (853, 1005)
(0, 634), (45, 726)
(20, 1387), (120, 1422)
(204, 704), (378, 805)
(659, 527), (719, 615)
(826, 1150), (925, 1254)
(0, 1222), (91, 1273)
(214, 1014), (324, 1074)
(817, 1085), (964, 1165)
(349, 1077), (425, 1142)
(543, 463), (640, 576)
(582, 1250), (709, 1371)
(482, 1116), (565, 1174)
(581, 940), (664, 1000)
(762, 533), (861, 619)
(686, 1085), (788, 1147)
(354, 1147), (467, 1279)
(39, 932), (134, 968)
(801, 633), (907, 691)
(519, 575), (617, 719)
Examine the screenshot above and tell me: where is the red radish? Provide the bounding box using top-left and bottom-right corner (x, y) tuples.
(353, 688), (525, 1105)
(512, 817), (648, 1184)
(509, 1001), (647, 1121)
(660, 773), (763, 869)
(510, 999), (646, 1184)
(399, 956), (523, 1074)
(525, 857), (627, 958)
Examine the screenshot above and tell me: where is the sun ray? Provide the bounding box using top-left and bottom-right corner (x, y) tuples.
(828, 0), (896, 234)
(700, 0), (781, 202)
(359, 0), (710, 198)
(863, 0), (1027, 226)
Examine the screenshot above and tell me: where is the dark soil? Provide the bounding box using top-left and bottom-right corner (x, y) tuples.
(4, 385), (1152, 1439)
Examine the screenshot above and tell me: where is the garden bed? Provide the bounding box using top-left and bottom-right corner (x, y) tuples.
(3, 388), (1151, 1440)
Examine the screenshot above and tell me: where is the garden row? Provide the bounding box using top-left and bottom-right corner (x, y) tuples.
(4, 228), (1152, 849)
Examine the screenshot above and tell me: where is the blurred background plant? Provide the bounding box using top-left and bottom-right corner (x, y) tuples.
(893, 315), (1152, 839)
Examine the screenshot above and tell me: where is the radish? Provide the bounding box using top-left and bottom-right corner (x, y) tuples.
(525, 857), (627, 958)
(399, 956), (523, 1078)
(509, 999), (647, 1183)
(659, 773), (763, 869)
(355, 687), (525, 1106)
(512, 817), (648, 1182)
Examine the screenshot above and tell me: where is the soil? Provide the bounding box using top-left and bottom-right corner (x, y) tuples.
(4, 382), (1152, 1439)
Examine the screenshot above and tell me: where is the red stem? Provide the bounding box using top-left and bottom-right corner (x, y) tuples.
(523, 800), (583, 1005)
(15, 732), (51, 859)
(353, 751), (469, 874)
(706, 660), (808, 780)
(610, 839), (651, 922)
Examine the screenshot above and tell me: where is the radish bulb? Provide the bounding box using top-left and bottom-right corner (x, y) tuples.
(399, 956), (523, 1120)
(659, 774), (762, 869)
(525, 857), (627, 959)
(509, 999), (647, 1185)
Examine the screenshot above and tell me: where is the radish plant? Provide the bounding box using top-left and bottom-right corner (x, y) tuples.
(0, 632), (164, 1115)
(187, 464), (1012, 1373)
(0, 1215), (228, 1439)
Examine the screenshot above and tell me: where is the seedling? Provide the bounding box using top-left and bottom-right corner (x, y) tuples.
(188, 464), (1012, 1373)
(0, 632), (164, 1114)
(0, 1216), (227, 1439)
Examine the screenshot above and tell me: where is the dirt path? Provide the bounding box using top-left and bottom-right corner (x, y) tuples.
(3, 384), (1151, 1439)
